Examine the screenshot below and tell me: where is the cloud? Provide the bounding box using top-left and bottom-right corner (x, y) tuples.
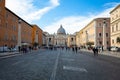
(103, 2), (120, 7)
(50, 0), (60, 6)
(43, 2), (119, 34)
(6, 1), (120, 34)
(6, 0), (60, 22)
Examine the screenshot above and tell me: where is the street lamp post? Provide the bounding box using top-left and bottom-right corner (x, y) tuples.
(18, 19), (22, 48)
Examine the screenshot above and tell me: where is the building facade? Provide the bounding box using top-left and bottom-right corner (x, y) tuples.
(45, 25), (68, 47)
(54, 25), (68, 47)
(0, 0), (6, 47)
(45, 25), (76, 48)
(0, 0), (43, 48)
(67, 34), (76, 47)
(32, 25), (43, 47)
(76, 18), (110, 50)
(110, 4), (120, 47)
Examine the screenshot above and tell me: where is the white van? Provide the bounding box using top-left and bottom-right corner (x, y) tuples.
(111, 46), (119, 52)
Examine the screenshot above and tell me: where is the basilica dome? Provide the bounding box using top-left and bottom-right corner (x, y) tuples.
(57, 25), (66, 35)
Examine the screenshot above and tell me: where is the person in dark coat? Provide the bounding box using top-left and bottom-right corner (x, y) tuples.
(93, 47), (98, 56)
(95, 48), (98, 56)
(72, 47), (74, 52)
(75, 46), (78, 53)
(92, 47), (96, 56)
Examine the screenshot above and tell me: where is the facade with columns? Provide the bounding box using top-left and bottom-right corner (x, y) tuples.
(76, 18), (110, 50)
(45, 25), (76, 47)
(54, 25), (68, 47)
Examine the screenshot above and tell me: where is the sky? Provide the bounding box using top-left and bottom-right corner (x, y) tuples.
(6, 0), (120, 34)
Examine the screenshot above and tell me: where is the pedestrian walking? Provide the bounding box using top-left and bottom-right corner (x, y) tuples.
(92, 47), (95, 56)
(18, 46), (21, 52)
(75, 46), (78, 53)
(95, 48), (98, 56)
(93, 47), (98, 56)
(72, 47), (74, 52)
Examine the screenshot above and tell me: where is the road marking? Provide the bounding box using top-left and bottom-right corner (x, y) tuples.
(62, 58), (74, 61)
(63, 66), (88, 73)
(12, 60), (24, 66)
(50, 52), (60, 80)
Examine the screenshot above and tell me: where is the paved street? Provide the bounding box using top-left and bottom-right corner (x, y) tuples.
(0, 49), (120, 80)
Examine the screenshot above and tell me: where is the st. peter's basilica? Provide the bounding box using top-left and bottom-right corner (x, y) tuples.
(45, 25), (76, 47)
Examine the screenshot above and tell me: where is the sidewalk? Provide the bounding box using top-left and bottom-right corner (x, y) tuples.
(0, 52), (19, 57)
(0, 49), (45, 57)
(100, 51), (120, 58)
(80, 49), (120, 58)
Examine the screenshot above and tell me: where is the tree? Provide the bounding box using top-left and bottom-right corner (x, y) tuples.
(86, 42), (94, 47)
(117, 37), (120, 43)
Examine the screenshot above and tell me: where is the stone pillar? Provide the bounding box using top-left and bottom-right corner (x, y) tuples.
(18, 19), (21, 47)
(103, 19), (107, 50)
(35, 31), (38, 43)
(94, 21), (97, 47)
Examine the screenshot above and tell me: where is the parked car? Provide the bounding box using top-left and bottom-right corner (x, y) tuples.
(110, 46), (119, 52)
(0, 46), (10, 52)
(10, 48), (17, 52)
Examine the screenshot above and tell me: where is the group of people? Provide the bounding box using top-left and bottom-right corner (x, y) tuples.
(92, 47), (99, 56)
(72, 46), (79, 53)
(18, 46), (32, 53)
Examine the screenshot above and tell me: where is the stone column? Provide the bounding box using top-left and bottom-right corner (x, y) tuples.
(103, 19), (107, 50)
(18, 19), (22, 47)
(94, 21), (97, 47)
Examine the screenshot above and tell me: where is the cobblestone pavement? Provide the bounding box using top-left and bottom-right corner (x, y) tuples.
(0, 49), (120, 80)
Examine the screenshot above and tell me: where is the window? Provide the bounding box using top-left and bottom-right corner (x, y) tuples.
(112, 39), (114, 44)
(99, 33), (101, 37)
(12, 35), (16, 41)
(49, 38), (51, 42)
(99, 23), (101, 27)
(71, 38), (73, 42)
(0, 19), (1, 24)
(116, 14), (118, 18)
(99, 41), (102, 45)
(13, 26), (16, 31)
(112, 17), (114, 21)
(4, 34), (8, 41)
(116, 23), (118, 31)
(0, 7), (1, 12)
(105, 23), (107, 27)
(106, 33), (108, 37)
(107, 41), (109, 45)
(5, 23), (8, 28)
(13, 17), (16, 22)
(112, 26), (114, 32)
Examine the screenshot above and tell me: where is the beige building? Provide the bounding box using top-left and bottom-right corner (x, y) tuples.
(67, 34), (76, 47)
(77, 18), (110, 50)
(54, 25), (68, 47)
(46, 25), (68, 47)
(76, 30), (84, 47)
(110, 4), (120, 47)
(76, 32), (80, 47)
(45, 25), (76, 48)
